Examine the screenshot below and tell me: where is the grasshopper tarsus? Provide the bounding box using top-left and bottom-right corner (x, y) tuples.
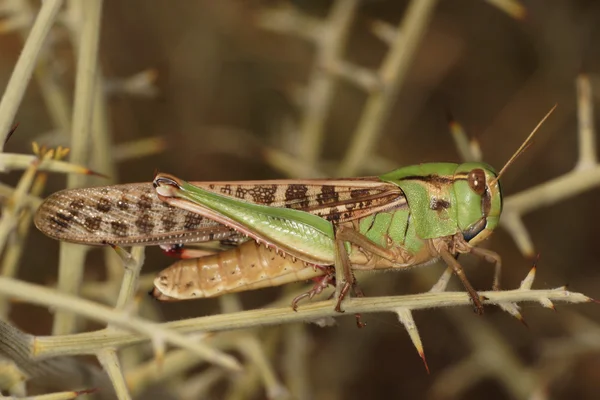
(291, 272), (336, 311)
(468, 293), (485, 315)
(291, 293), (306, 312)
(355, 314), (366, 328)
(351, 281), (367, 327)
(334, 280), (354, 313)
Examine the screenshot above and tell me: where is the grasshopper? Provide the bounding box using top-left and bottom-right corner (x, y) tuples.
(34, 108), (555, 315)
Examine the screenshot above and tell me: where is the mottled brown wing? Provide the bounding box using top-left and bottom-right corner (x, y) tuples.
(35, 178), (406, 246)
(34, 183), (235, 245)
(187, 177), (407, 224)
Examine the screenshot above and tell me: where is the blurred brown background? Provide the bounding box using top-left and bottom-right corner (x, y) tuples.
(2, 0), (600, 399)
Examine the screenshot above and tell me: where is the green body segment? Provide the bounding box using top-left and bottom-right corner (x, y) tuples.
(380, 163), (459, 240)
(358, 208), (423, 255)
(174, 180), (337, 264)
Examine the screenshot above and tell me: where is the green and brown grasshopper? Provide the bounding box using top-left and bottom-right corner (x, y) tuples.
(34, 107), (555, 314)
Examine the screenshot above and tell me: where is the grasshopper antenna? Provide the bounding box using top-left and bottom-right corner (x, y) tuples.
(492, 104), (557, 185)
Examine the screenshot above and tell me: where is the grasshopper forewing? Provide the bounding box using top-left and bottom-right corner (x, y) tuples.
(33, 183), (237, 246)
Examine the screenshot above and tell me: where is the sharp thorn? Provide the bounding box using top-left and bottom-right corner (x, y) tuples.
(420, 351), (430, 375)
(518, 316), (529, 328)
(86, 168), (110, 179)
(587, 296), (600, 304)
(520, 265), (536, 290)
(539, 297), (556, 311)
(4, 122), (18, 145)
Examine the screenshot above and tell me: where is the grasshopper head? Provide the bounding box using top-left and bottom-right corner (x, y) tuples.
(454, 162), (502, 246)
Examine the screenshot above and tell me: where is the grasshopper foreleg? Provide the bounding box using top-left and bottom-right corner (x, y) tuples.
(429, 235), (505, 314)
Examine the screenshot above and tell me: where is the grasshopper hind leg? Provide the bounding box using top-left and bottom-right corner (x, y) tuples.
(292, 267), (367, 328)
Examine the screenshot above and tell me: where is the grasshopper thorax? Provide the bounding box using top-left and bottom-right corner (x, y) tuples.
(379, 162), (502, 245)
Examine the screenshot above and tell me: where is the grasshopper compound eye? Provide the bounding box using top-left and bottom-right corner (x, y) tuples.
(467, 169), (486, 196)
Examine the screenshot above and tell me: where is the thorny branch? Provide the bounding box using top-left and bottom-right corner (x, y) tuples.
(14, 276), (594, 357)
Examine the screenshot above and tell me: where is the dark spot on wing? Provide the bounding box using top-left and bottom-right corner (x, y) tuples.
(184, 214), (202, 230)
(285, 184), (309, 208)
(96, 197), (112, 213)
(234, 185), (277, 205)
(161, 211), (177, 231)
(117, 197), (130, 210)
(84, 216), (102, 232)
(67, 199), (85, 218)
(220, 185), (232, 196)
(350, 189), (370, 198)
(135, 214), (155, 233)
(56, 211), (73, 223)
(316, 185), (339, 205)
(69, 199), (85, 209)
(111, 221), (128, 236)
(50, 212), (72, 230)
(138, 194), (153, 210)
